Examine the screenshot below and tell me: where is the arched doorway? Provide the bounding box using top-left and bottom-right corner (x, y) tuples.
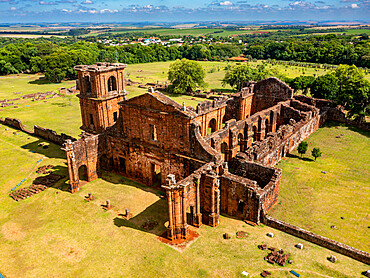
(207, 118), (217, 135)
(237, 133), (244, 152)
(78, 165), (88, 182)
(221, 142), (228, 161)
(108, 76), (117, 92)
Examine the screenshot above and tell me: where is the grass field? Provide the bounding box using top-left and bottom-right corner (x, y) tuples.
(0, 126), (368, 278)
(270, 122), (370, 252)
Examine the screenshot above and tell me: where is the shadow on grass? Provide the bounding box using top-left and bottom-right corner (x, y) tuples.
(113, 198), (168, 236)
(51, 102), (70, 107)
(21, 138), (66, 159)
(28, 76), (57, 85)
(98, 170), (166, 198)
(321, 120), (370, 138)
(287, 153), (314, 162)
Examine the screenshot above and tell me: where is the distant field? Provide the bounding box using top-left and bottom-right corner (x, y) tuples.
(90, 27), (279, 37)
(270, 122), (370, 252)
(0, 34), (66, 38)
(0, 126), (368, 278)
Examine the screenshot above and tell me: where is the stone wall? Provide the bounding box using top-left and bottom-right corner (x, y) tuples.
(263, 215), (370, 265)
(242, 103), (323, 167)
(34, 126), (76, 146)
(252, 78), (293, 114)
(0, 117), (76, 146)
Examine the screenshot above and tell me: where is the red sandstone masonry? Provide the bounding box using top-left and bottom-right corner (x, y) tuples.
(0, 117), (76, 146)
(263, 215), (370, 265)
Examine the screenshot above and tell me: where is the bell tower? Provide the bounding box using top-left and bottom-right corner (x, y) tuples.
(74, 62), (127, 134)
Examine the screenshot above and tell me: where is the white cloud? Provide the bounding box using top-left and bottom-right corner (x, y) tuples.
(10, 6), (16, 10)
(100, 9), (118, 13)
(351, 3), (359, 7)
(220, 1), (233, 5)
(82, 0), (92, 4)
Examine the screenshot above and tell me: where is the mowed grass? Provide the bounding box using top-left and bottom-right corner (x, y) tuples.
(0, 126), (368, 278)
(269, 122), (370, 252)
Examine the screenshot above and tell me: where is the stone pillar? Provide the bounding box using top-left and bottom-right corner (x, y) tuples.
(63, 140), (80, 193)
(181, 189), (189, 239)
(194, 178), (202, 227)
(164, 174), (189, 241)
(209, 178), (220, 227)
(257, 119), (266, 141)
(166, 190), (174, 240)
(245, 125), (253, 148)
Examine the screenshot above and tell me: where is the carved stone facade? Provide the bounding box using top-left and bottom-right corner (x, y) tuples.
(64, 63), (334, 241)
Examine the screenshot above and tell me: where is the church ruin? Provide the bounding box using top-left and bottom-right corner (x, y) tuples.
(63, 62), (330, 241)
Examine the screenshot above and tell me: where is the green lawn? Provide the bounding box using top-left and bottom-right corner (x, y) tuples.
(270, 122), (370, 253)
(0, 126), (368, 278)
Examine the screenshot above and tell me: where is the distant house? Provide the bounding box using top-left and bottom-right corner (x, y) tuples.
(227, 55), (248, 62)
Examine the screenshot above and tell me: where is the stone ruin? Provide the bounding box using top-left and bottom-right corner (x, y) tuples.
(61, 62), (354, 243)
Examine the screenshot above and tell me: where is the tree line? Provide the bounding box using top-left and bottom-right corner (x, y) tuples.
(244, 34), (369, 68)
(0, 39), (243, 82)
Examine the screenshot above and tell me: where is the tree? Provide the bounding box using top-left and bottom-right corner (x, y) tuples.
(311, 147), (322, 161)
(311, 73), (339, 100)
(222, 63), (253, 91)
(288, 75), (315, 95)
(334, 64), (369, 119)
(297, 141), (308, 157)
(167, 58), (206, 94)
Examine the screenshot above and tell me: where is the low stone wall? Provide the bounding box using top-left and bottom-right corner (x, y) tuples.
(34, 126), (76, 146)
(0, 117), (76, 146)
(263, 215), (370, 265)
(0, 117), (32, 133)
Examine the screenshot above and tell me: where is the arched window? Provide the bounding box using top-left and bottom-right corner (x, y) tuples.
(207, 118), (217, 135)
(108, 76), (117, 92)
(84, 76), (91, 94)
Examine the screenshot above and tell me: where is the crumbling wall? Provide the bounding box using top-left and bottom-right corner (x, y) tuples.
(220, 173), (261, 223)
(264, 215), (370, 265)
(0, 117), (31, 133)
(0, 117), (76, 146)
(34, 126), (76, 146)
(252, 78), (293, 114)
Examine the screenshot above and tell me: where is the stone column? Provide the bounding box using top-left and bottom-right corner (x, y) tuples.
(63, 140), (80, 193)
(209, 178), (220, 227)
(194, 178), (202, 227)
(181, 189), (189, 239)
(245, 125), (253, 148)
(166, 190), (174, 240)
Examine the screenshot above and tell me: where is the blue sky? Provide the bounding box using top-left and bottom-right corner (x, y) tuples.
(0, 0), (369, 23)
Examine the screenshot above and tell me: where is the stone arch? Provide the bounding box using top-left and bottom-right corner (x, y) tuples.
(78, 165), (88, 182)
(108, 76), (117, 92)
(221, 142), (228, 161)
(237, 133), (244, 152)
(84, 76), (91, 93)
(207, 118), (217, 135)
